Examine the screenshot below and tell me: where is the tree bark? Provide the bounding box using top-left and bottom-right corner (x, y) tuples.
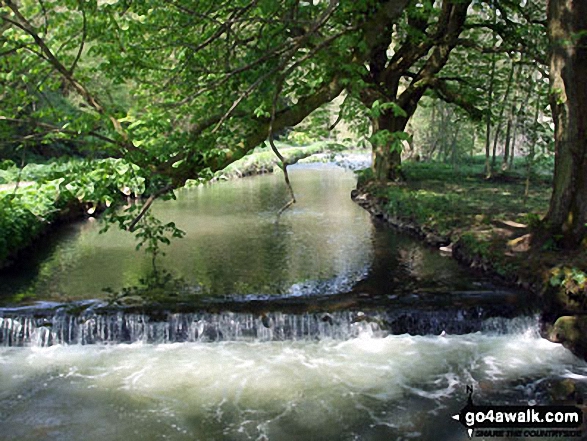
(368, 0), (471, 181)
(543, 0), (587, 249)
(372, 112), (408, 181)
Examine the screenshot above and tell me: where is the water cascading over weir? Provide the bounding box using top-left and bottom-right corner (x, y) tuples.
(0, 304), (540, 347)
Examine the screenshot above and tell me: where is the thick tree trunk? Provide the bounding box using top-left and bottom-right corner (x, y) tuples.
(366, 0), (471, 182)
(372, 112), (407, 181)
(543, 0), (587, 249)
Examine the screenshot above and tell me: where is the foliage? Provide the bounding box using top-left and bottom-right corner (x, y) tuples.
(103, 269), (192, 306)
(284, 106), (332, 145)
(1, 0), (366, 183)
(98, 197), (186, 272)
(410, 98), (477, 162)
(0, 157), (149, 265)
(549, 267), (587, 294)
(0, 0), (583, 261)
(213, 142), (333, 180)
(0, 194), (47, 265)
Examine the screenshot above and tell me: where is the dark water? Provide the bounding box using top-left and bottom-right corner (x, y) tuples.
(0, 164), (586, 441)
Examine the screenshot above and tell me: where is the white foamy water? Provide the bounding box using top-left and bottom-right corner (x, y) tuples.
(0, 327), (584, 441)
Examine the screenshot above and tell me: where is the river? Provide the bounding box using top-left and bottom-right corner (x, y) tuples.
(0, 163), (585, 440)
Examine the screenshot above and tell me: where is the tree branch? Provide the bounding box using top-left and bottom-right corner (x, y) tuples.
(69, 2), (86, 75)
(427, 78), (484, 121)
(2, 1), (144, 156)
(127, 184), (175, 232)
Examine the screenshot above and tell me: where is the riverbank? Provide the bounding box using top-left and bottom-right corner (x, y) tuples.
(351, 161), (587, 359)
(0, 158), (147, 269)
(0, 143), (362, 269)
(212, 142), (327, 180)
(203, 141), (362, 182)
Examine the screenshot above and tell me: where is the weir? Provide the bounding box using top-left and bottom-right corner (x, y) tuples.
(0, 308), (540, 347)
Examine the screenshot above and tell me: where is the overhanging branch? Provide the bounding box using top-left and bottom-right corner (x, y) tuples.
(428, 78), (484, 121)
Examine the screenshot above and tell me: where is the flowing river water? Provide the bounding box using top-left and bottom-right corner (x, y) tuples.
(0, 163), (586, 440)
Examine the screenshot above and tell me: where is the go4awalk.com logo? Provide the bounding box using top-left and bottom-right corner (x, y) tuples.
(452, 387), (584, 438)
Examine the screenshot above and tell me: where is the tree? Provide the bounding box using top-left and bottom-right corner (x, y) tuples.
(0, 0), (414, 228)
(0, 0), (560, 219)
(354, 0), (550, 182)
(543, 0), (587, 249)
(354, 0), (472, 181)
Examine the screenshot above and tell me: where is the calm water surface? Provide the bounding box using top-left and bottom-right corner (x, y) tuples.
(1, 164), (481, 304)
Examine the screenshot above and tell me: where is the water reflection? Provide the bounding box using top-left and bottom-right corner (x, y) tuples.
(0, 164), (495, 306)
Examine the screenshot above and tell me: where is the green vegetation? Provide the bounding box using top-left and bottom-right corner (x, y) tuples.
(359, 157), (551, 239)
(0, 158), (147, 266)
(1, 0), (587, 355)
(0, 0), (583, 250)
(0, 142), (349, 267)
(209, 141), (345, 181)
(357, 157), (587, 357)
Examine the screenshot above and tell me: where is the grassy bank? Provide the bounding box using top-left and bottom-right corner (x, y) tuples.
(208, 141), (346, 181)
(354, 157), (577, 282)
(354, 157), (587, 357)
(358, 158), (551, 240)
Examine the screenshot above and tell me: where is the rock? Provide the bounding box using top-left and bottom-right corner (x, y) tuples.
(439, 244), (453, 255)
(547, 378), (579, 403)
(261, 314), (272, 329)
(321, 313), (334, 325)
(549, 315), (587, 359)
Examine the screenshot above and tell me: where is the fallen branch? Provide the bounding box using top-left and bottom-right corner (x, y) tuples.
(268, 74), (296, 218)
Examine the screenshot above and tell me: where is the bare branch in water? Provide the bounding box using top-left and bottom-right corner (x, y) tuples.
(268, 75), (296, 219)
(127, 184), (174, 232)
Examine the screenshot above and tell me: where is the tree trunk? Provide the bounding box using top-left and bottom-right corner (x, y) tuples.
(501, 116), (512, 170)
(509, 114), (518, 169)
(470, 130), (476, 158)
(543, 0), (587, 249)
(367, 0), (470, 181)
(492, 60), (516, 169)
(524, 98), (540, 204)
(440, 106), (450, 162)
(451, 123), (460, 170)
(372, 112), (407, 181)
(484, 4), (498, 179)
